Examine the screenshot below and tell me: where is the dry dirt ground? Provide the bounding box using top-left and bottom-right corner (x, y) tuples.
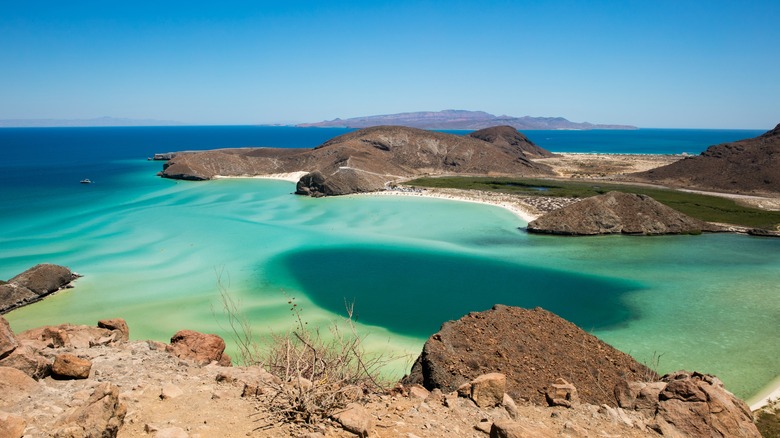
(4, 338), (659, 438)
(533, 153), (683, 179)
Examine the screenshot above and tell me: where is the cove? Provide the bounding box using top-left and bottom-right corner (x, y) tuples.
(268, 245), (644, 338)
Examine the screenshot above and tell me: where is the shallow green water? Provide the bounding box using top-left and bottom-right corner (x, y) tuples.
(3, 161), (779, 400)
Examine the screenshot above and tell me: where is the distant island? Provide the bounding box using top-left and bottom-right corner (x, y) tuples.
(0, 116), (183, 128)
(297, 109), (638, 130)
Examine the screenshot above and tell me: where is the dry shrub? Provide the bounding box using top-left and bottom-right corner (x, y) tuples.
(216, 281), (398, 425)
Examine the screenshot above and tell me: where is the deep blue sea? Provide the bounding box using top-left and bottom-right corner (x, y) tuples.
(1, 126), (777, 403)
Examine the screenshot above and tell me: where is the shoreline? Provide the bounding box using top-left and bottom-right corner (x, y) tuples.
(212, 171), (308, 183)
(748, 374), (780, 411)
(356, 188), (540, 223)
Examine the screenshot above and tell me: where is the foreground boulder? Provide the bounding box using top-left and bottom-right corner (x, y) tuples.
(1, 264), (79, 313)
(618, 371), (760, 437)
(167, 330), (232, 366)
(527, 191), (721, 235)
(402, 305), (657, 406)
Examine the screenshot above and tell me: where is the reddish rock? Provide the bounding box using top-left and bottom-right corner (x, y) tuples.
(332, 403), (372, 438)
(0, 345), (51, 380)
(0, 316), (18, 359)
(470, 373), (506, 408)
(545, 378), (579, 408)
(51, 354), (92, 379)
(167, 330), (231, 366)
(53, 382), (126, 438)
(0, 366), (38, 407)
(0, 411), (26, 438)
(490, 419), (556, 438)
(97, 319), (130, 342)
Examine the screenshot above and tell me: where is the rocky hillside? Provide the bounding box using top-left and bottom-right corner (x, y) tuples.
(632, 123), (780, 195)
(0, 308), (762, 438)
(466, 125), (557, 159)
(526, 191), (723, 235)
(297, 110), (637, 130)
(0, 264), (79, 314)
(402, 305), (657, 407)
(160, 126), (556, 196)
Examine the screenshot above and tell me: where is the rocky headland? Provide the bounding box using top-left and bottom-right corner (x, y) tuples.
(0, 305), (765, 438)
(160, 125), (556, 196)
(0, 264), (80, 314)
(632, 123), (780, 196)
(526, 191), (723, 236)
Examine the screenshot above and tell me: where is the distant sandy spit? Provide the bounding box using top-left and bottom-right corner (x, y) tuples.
(355, 188), (541, 223)
(748, 375), (780, 411)
(212, 171), (309, 183)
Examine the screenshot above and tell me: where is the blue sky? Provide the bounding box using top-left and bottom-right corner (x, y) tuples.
(1, 1), (778, 128)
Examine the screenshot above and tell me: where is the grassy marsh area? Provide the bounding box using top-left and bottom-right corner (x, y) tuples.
(407, 177), (780, 230)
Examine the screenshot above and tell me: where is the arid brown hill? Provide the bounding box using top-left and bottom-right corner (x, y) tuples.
(633, 123), (780, 195)
(160, 126), (555, 196)
(402, 305), (658, 407)
(526, 191), (722, 235)
(467, 125), (557, 158)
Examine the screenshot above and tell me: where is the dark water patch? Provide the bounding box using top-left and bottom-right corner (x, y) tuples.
(269, 246), (643, 338)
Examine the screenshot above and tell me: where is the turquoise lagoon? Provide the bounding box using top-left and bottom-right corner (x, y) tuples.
(1, 127), (778, 401)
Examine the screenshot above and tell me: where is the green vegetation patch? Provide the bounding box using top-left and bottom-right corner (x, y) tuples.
(756, 406), (780, 438)
(407, 177), (780, 230)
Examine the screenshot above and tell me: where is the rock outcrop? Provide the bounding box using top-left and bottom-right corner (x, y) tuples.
(0, 315), (761, 437)
(617, 371), (761, 437)
(402, 305), (658, 406)
(160, 125), (556, 196)
(527, 191), (721, 235)
(0, 264), (79, 313)
(633, 123), (780, 195)
(167, 329), (232, 366)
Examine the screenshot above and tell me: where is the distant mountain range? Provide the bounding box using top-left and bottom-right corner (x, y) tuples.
(297, 110), (637, 130)
(0, 117), (183, 128)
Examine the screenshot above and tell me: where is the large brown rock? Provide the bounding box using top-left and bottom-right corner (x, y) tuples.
(167, 330), (231, 366)
(402, 305), (657, 406)
(53, 382), (126, 438)
(51, 354), (92, 379)
(0, 316), (18, 359)
(0, 344), (51, 380)
(649, 371), (760, 438)
(634, 123), (780, 195)
(0, 366), (38, 407)
(97, 319), (130, 342)
(527, 191), (720, 235)
(17, 323), (116, 350)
